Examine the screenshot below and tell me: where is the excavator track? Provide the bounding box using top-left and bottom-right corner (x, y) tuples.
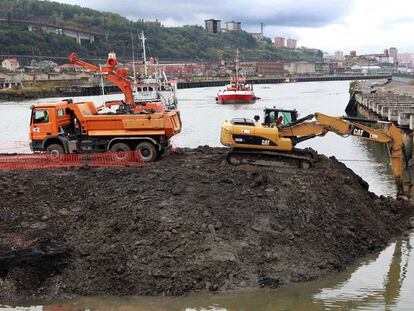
(226, 148), (317, 169)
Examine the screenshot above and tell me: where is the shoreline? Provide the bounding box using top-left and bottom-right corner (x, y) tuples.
(0, 74), (391, 102)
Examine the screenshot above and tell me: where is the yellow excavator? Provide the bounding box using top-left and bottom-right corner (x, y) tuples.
(220, 107), (411, 197)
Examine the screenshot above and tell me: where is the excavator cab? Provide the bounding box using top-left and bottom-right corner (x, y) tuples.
(263, 108), (298, 127)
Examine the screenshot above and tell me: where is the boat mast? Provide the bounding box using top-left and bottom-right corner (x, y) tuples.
(139, 31), (148, 77)
(99, 57), (105, 99)
(100, 71), (105, 95)
(235, 49), (239, 90)
(130, 28), (138, 93)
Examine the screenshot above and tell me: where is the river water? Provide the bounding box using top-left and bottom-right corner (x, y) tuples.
(1, 81), (413, 310)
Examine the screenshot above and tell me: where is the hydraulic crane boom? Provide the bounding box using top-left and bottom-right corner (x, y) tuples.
(69, 53), (165, 113)
(69, 53), (135, 110)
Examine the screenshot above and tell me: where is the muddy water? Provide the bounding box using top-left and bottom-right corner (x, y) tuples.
(1, 81), (413, 310)
(24, 234), (414, 310)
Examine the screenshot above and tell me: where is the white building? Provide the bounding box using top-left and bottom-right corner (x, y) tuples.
(334, 51), (344, 61)
(1, 58), (20, 72)
(286, 39), (297, 49)
(376, 55), (394, 64)
(361, 66), (381, 74)
(205, 19), (221, 33)
(284, 62), (315, 74)
(389, 47), (398, 62)
(225, 21), (241, 31)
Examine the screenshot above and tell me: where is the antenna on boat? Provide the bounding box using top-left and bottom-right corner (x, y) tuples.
(100, 71), (105, 96)
(131, 28), (137, 87)
(98, 57), (105, 103)
(139, 31), (148, 77)
(235, 49), (239, 89)
(130, 27), (138, 94)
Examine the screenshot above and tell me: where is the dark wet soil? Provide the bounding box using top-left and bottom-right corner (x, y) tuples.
(0, 146), (412, 302)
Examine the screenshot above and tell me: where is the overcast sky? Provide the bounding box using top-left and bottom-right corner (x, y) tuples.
(53, 0), (414, 54)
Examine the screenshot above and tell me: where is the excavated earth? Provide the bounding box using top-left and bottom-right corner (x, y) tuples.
(0, 146), (413, 302)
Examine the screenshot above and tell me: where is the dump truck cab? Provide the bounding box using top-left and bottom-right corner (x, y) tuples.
(30, 101), (75, 152)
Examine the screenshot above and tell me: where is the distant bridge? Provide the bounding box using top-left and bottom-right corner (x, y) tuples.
(0, 18), (105, 44)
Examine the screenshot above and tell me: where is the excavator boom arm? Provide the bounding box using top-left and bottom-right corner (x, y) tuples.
(279, 112), (406, 193)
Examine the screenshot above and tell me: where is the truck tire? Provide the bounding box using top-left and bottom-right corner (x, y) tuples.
(46, 144), (65, 160)
(110, 143), (131, 161)
(136, 141), (158, 162)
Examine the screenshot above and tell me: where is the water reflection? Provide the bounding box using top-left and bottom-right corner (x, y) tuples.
(315, 236), (412, 310)
(2, 234), (412, 311)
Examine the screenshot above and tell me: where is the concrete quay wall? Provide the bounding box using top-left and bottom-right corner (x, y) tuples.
(350, 80), (414, 194)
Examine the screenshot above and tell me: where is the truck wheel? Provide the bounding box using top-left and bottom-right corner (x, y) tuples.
(110, 143), (131, 161)
(136, 142), (158, 162)
(46, 144), (65, 160)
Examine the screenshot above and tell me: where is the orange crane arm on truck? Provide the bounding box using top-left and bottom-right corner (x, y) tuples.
(69, 53), (164, 113)
(69, 53), (135, 109)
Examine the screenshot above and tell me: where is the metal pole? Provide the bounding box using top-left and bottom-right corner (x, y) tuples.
(236, 49), (239, 89)
(140, 31), (148, 76)
(131, 29), (137, 85)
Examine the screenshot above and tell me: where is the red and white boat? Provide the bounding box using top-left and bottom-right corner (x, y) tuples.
(216, 51), (256, 104)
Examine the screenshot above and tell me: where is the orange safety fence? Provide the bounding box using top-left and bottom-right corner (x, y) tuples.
(0, 151), (143, 170)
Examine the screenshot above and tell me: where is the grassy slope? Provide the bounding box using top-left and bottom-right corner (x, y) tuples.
(0, 0), (323, 62)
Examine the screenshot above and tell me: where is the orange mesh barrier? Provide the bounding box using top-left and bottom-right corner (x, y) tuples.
(0, 151), (143, 170)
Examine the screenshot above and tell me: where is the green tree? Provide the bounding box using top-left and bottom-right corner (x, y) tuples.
(0, 0), (324, 62)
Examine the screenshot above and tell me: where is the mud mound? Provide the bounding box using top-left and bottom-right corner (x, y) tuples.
(0, 147), (412, 302)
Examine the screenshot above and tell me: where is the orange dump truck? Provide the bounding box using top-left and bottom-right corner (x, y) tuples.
(29, 99), (181, 162)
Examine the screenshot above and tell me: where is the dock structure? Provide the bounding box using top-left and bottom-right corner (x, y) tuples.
(178, 73), (391, 89)
(348, 79), (414, 129)
(347, 79), (414, 195)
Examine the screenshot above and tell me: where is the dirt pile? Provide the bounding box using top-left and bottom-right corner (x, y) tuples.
(0, 146), (412, 302)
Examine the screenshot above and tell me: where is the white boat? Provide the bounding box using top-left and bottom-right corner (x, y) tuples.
(131, 31), (178, 110)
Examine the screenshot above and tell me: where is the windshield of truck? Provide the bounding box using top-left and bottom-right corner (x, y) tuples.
(33, 109), (50, 124)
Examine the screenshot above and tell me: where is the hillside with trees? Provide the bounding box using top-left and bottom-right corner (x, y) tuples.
(0, 0), (323, 63)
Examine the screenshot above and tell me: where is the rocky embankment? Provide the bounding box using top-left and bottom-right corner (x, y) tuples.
(0, 146), (412, 302)
(0, 85), (60, 101)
